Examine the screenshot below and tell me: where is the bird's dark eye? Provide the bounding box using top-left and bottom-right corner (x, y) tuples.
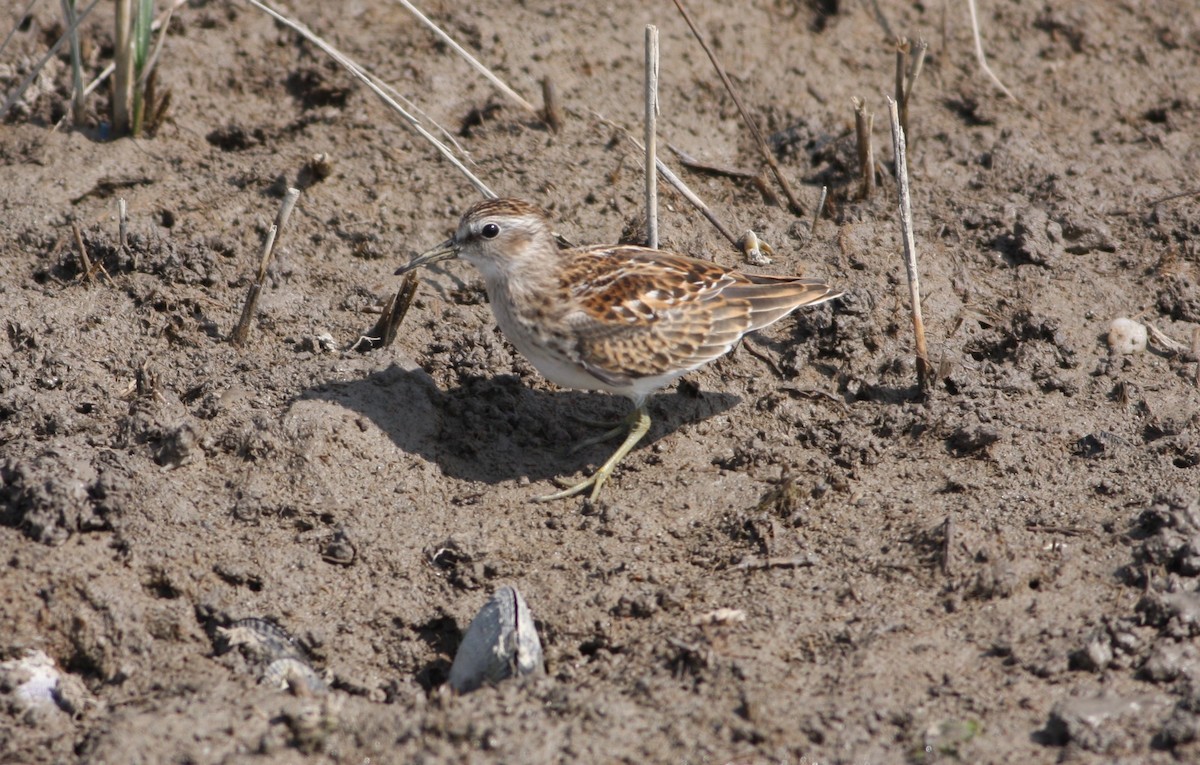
(480, 222), (500, 239)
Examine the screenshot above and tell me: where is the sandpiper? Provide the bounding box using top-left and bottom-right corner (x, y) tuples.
(396, 198), (841, 502)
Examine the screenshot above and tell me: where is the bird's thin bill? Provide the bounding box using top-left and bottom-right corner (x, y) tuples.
(395, 239), (457, 275)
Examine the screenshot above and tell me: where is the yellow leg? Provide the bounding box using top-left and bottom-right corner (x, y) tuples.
(568, 419), (628, 454)
(536, 406), (651, 503)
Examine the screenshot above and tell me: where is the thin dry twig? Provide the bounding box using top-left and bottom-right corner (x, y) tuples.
(1145, 322), (1194, 358)
(887, 97), (930, 390)
(941, 515), (955, 576)
(393, 0), (536, 114)
(654, 158), (738, 247)
(0, 0), (98, 120)
(672, 0), (805, 215)
(895, 38), (928, 146)
(1149, 188), (1200, 208)
(231, 188), (301, 347)
(644, 24), (659, 249)
(669, 145), (754, 179)
(71, 223), (94, 284)
(966, 0), (1020, 104)
(243, 0), (494, 198)
(739, 337), (784, 378)
(729, 554), (817, 572)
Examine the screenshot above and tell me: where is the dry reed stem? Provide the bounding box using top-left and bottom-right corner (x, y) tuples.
(672, 0), (805, 216)
(886, 97), (930, 391)
(113, 0), (132, 134)
(244, 0), (494, 199)
(852, 97), (875, 200)
(393, 0), (536, 114)
(644, 24), (659, 249)
(231, 188), (301, 348)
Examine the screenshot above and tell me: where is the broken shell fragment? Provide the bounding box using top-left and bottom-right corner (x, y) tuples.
(448, 585), (544, 693)
(218, 617), (328, 695)
(0, 650), (62, 712)
(1107, 318), (1147, 354)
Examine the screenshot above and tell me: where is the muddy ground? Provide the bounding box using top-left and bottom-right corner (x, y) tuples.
(2, 0), (1200, 762)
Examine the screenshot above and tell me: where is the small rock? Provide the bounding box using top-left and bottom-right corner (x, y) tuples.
(1045, 695), (1162, 752)
(1071, 630), (1113, 672)
(946, 424), (1002, 457)
(1011, 206), (1065, 267)
(1142, 641), (1199, 683)
(1108, 318), (1147, 354)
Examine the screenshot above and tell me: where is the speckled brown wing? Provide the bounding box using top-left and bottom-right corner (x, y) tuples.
(558, 247), (839, 385)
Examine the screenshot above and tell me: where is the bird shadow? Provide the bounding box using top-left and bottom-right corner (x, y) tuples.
(300, 363), (739, 487)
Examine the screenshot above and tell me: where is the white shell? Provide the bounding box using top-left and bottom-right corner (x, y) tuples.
(448, 585), (544, 693)
(1107, 317), (1147, 354)
(0, 650), (60, 711)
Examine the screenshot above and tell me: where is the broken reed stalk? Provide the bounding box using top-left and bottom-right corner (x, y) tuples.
(71, 223), (93, 283)
(852, 97), (875, 199)
(393, 0), (536, 114)
(540, 76), (563, 133)
(231, 188), (301, 347)
(644, 24), (659, 249)
(671, 0), (805, 216)
(244, 0), (494, 199)
(886, 97), (930, 390)
(812, 186), (828, 233)
(895, 38), (928, 147)
(352, 272), (420, 353)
